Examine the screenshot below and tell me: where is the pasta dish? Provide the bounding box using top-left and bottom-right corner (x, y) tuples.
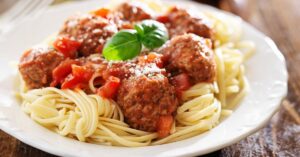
(17, 0), (255, 147)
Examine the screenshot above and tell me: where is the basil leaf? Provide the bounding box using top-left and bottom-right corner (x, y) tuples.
(103, 30), (142, 61)
(135, 20), (169, 50)
(134, 24), (144, 38)
(103, 20), (168, 61)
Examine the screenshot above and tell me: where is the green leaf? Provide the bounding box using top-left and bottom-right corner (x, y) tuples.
(103, 30), (142, 61)
(135, 20), (169, 50)
(103, 20), (168, 61)
(134, 24), (144, 39)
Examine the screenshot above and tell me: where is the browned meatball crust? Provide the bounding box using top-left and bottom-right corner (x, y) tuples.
(116, 2), (152, 22)
(164, 7), (214, 39)
(19, 46), (65, 89)
(159, 33), (216, 83)
(59, 14), (118, 57)
(117, 67), (178, 132)
(109, 2), (153, 29)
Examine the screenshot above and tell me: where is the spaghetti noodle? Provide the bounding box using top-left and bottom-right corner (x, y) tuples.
(17, 1), (255, 147)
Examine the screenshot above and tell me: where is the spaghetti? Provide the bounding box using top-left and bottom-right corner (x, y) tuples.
(17, 1), (255, 147)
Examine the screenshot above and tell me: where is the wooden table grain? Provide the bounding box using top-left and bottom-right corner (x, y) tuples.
(1, 0), (300, 156)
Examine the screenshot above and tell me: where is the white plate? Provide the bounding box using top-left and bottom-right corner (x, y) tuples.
(0, 0), (287, 156)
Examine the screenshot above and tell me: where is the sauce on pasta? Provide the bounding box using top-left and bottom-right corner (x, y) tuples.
(17, 0), (255, 146)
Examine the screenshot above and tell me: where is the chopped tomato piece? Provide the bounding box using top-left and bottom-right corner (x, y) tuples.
(157, 115), (173, 138)
(138, 53), (164, 68)
(51, 59), (80, 87)
(138, 55), (147, 64)
(62, 78), (89, 90)
(52, 59), (94, 90)
(171, 73), (191, 98)
(156, 15), (169, 24)
(97, 76), (120, 99)
(71, 65), (94, 81)
(60, 65), (94, 90)
(53, 36), (81, 58)
(121, 23), (133, 29)
(91, 8), (110, 18)
(148, 53), (164, 68)
(61, 74), (81, 89)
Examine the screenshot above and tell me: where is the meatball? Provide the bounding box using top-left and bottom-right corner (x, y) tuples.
(116, 2), (152, 22)
(159, 33), (216, 83)
(110, 2), (153, 29)
(19, 46), (65, 89)
(59, 14), (118, 57)
(117, 65), (178, 132)
(162, 7), (214, 39)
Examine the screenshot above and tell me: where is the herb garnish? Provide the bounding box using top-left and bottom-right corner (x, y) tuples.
(103, 20), (168, 61)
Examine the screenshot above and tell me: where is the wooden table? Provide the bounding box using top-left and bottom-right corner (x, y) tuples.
(1, 0), (299, 156)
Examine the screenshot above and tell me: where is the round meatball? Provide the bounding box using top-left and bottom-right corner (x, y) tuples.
(159, 33), (216, 83)
(59, 14), (118, 57)
(163, 7), (214, 39)
(116, 2), (152, 22)
(117, 71), (178, 132)
(109, 2), (153, 29)
(19, 46), (65, 89)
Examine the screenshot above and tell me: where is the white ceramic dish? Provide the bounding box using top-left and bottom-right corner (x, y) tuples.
(0, 0), (287, 156)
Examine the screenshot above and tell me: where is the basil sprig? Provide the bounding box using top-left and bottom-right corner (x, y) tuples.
(103, 30), (142, 61)
(135, 20), (168, 50)
(103, 20), (168, 61)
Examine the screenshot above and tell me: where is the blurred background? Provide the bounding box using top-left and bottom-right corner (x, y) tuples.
(0, 0), (299, 157)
